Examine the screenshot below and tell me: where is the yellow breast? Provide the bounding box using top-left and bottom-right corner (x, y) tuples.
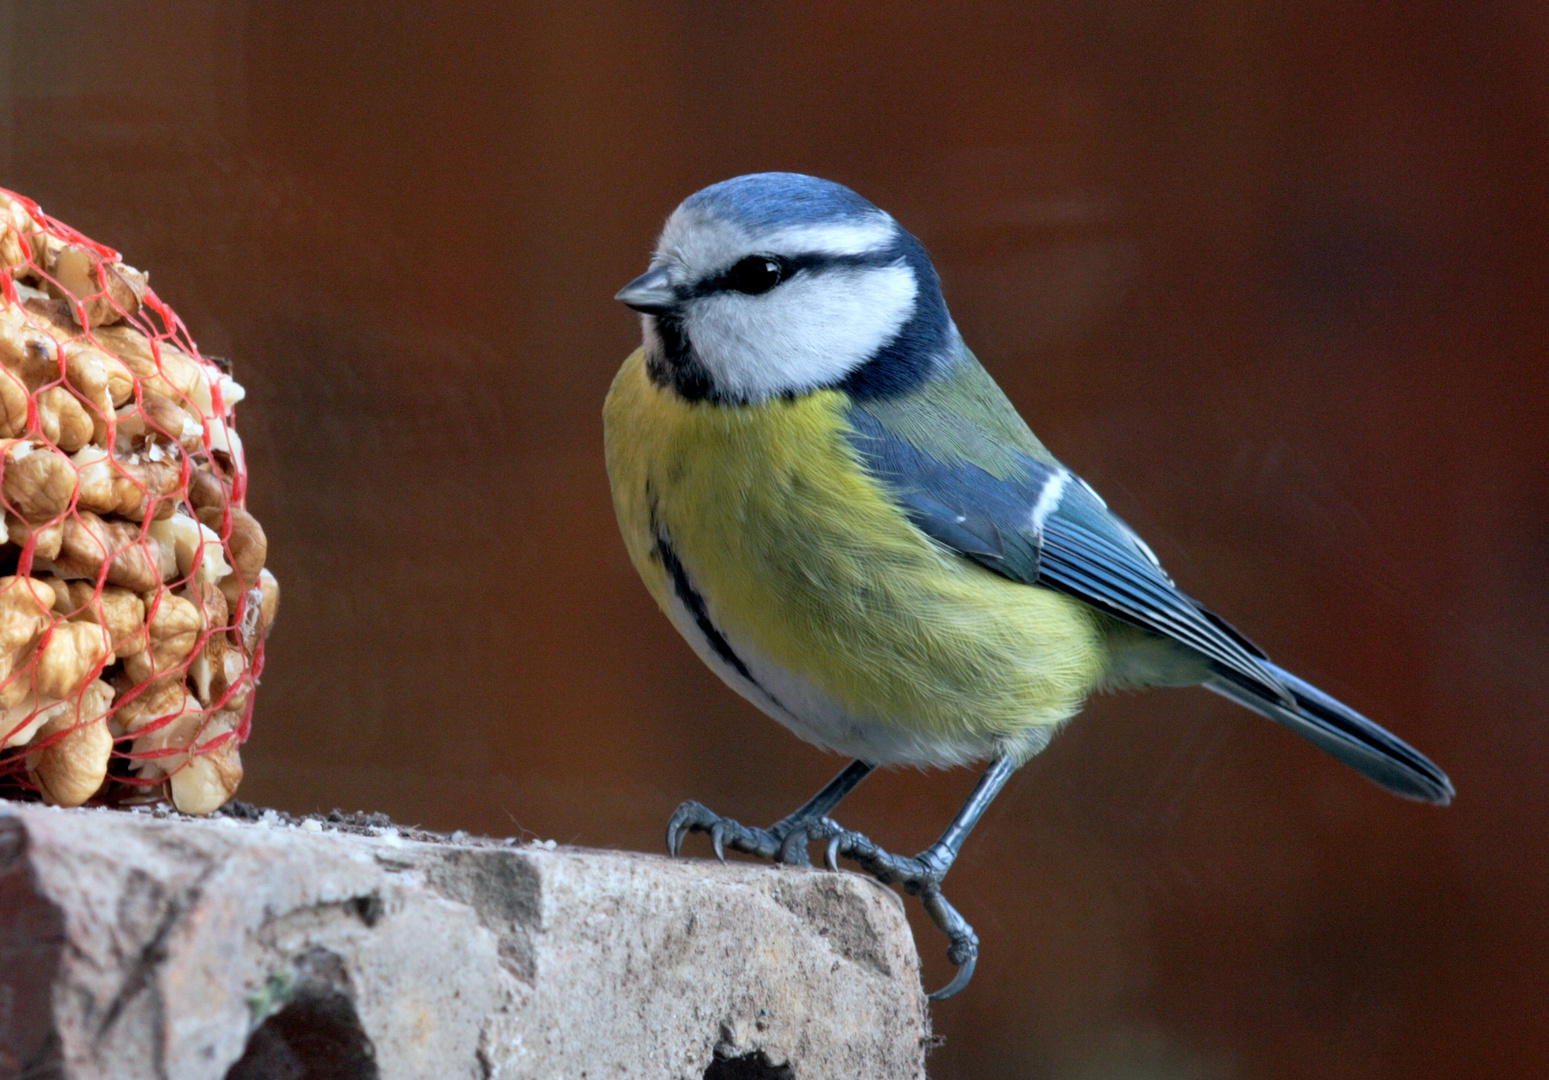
(602, 348), (1107, 762)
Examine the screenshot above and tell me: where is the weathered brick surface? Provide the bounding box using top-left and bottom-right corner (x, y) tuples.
(0, 804), (928, 1080)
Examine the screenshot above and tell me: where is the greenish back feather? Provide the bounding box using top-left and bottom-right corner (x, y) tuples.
(855, 343), (1060, 480)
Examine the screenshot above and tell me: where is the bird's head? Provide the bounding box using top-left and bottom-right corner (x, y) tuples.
(616, 173), (954, 404)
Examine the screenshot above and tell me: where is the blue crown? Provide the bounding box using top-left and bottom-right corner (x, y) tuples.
(682, 173), (883, 232)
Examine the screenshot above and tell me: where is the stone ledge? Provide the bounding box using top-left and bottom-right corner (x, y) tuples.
(0, 803), (929, 1080)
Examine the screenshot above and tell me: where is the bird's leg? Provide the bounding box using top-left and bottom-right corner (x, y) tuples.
(808, 753), (1020, 999)
(666, 758), (874, 867)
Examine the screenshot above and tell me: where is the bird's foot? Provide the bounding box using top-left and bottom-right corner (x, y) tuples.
(805, 818), (979, 1000)
(665, 803), (979, 998)
(665, 800), (824, 867)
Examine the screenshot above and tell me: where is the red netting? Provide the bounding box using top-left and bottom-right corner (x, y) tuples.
(0, 187), (276, 814)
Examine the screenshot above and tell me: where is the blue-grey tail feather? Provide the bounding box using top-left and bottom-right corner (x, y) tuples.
(1205, 661), (1454, 805)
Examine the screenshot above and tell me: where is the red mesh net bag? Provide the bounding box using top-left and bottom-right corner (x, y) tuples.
(0, 187), (276, 814)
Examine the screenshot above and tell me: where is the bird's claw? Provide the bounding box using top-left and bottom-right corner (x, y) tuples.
(665, 800), (813, 866)
(806, 817), (979, 1000)
(919, 885), (979, 1000)
(778, 825), (812, 865)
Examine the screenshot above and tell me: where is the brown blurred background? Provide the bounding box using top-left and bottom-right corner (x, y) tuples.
(3, 2), (1546, 1076)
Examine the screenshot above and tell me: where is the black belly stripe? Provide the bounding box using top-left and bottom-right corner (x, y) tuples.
(647, 492), (791, 713)
(653, 532), (759, 684)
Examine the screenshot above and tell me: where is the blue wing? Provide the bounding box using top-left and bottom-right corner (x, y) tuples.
(844, 408), (1288, 702)
(845, 400), (1453, 804)
(846, 407), (1456, 804)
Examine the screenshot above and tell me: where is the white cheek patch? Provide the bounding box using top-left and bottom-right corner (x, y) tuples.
(687, 263), (918, 401)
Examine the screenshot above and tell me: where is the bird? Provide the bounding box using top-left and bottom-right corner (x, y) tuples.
(603, 172), (1452, 999)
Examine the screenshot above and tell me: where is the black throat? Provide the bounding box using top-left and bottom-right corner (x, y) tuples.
(644, 314), (719, 403)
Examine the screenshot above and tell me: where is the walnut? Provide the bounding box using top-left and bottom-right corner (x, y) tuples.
(122, 685), (201, 753)
(25, 680), (114, 806)
(25, 229), (65, 283)
(111, 675), (186, 736)
(0, 575), (55, 709)
(184, 582), (250, 711)
(1, 695), (66, 750)
(61, 342), (116, 448)
(46, 244), (147, 328)
(185, 365), (245, 419)
(205, 417), (243, 464)
(0, 439), (75, 521)
(169, 718), (243, 815)
(60, 339), (110, 408)
(186, 468), (229, 514)
(90, 324), (203, 404)
(182, 578), (227, 688)
(32, 618), (112, 699)
(122, 588), (202, 684)
(36, 386), (94, 452)
(54, 579), (146, 657)
(7, 516), (63, 561)
(213, 650), (251, 714)
(146, 511), (230, 586)
(0, 232), (26, 277)
(72, 446), (184, 521)
(45, 511), (164, 593)
(0, 368), (27, 439)
(118, 395), (202, 454)
(123, 693), (240, 815)
(0, 301), (61, 392)
(197, 504), (266, 583)
(124, 688), (199, 775)
(98, 350), (135, 408)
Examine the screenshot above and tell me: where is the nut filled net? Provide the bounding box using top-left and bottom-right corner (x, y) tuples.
(0, 187), (275, 814)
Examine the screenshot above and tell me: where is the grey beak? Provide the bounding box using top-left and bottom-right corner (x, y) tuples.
(615, 266), (679, 315)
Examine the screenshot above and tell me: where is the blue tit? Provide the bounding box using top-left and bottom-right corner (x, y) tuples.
(605, 172), (1452, 999)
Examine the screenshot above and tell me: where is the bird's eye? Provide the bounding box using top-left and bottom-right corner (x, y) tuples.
(725, 256), (785, 295)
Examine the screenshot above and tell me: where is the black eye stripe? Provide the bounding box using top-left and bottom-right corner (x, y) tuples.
(690, 249), (903, 298)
